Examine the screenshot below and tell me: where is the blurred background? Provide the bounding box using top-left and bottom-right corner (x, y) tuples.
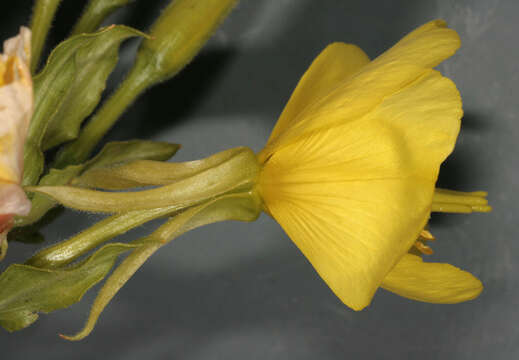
(0, 0), (517, 359)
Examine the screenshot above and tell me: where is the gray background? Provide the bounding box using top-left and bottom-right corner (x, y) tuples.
(0, 0), (517, 359)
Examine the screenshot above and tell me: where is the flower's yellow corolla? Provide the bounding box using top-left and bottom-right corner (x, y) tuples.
(0, 27), (33, 256)
(257, 20), (483, 310)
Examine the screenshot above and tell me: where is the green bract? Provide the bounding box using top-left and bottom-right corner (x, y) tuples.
(54, 0), (240, 168)
(30, 0), (62, 73)
(64, 192), (261, 341)
(23, 26), (147, 186)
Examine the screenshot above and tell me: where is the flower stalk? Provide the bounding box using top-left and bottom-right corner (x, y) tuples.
(71, 0), (133, 36)
(51, 69), (151, 168)
(30, 0), (62, 73)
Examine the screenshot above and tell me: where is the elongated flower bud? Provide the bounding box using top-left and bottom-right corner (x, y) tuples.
(134, 0), (239, 83)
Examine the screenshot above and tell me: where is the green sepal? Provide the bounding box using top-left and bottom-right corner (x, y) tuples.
(73, 144), (245, 189)
(28, 147), (260, 213)
(64, 191), (262, 340)
(23, 25), (148, 186)
(16, 140), (179, 228)
(78, 139), (180, 172)
(27, 205), (180, 269)
(72, 0), (135, 36)
(17, 166), (84, 227)
(0, 242), (140, 332)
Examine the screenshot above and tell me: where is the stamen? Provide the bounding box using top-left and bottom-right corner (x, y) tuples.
(414, 240), (434, 255)
(419, 229), (435, 241)
(432, 188), (492, 213)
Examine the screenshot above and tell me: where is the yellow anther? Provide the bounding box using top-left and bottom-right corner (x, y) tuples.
(414, 240), (434, 255)
(419, 229), (435, 241)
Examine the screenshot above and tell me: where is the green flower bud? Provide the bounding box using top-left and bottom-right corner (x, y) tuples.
(135, 0), (239, 83)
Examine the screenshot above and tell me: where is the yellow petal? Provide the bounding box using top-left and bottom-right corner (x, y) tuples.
(0, 27), (32, 184)
(381, 253), (483, 303)
(259, 68), (461, 310)
(260, 20), (460, 161)
(265, 43), (370, 147)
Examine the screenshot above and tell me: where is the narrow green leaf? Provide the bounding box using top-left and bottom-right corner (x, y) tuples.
(0, 242), (139, 332)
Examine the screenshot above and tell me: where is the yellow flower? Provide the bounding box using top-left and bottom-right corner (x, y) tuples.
(257, 20), (488, 310)
(0, 27), (33, 258)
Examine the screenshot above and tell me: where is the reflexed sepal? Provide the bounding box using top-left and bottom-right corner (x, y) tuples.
(73, 145), (249, 189)
(16, 140), (179, 228)
(26, 205), (180, 269)
(28, 147), (260, 213)
(63, 191), (261, 341)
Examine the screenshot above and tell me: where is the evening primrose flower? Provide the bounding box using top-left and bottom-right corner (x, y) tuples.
(257, 20), (488, 311)
(0, 27), (33, 259)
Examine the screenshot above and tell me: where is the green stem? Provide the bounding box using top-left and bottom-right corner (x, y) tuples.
(30, 0), (62, 73)
(53, 67), (153, 168)
(71, 0), (133, 36)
